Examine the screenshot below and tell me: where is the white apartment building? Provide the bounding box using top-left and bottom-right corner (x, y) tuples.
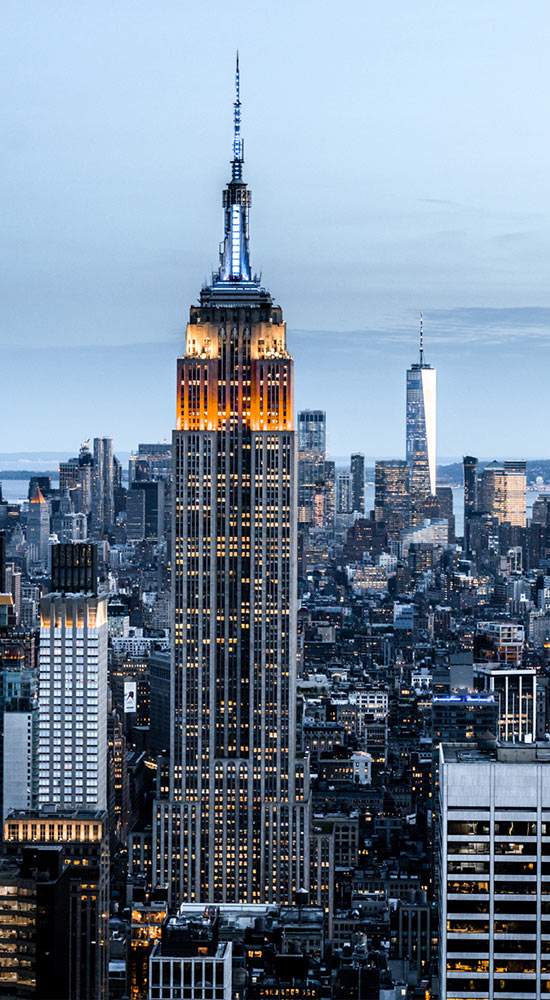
(38, 592), (108, 810)
(3, 711), (37, 821)
(440, 741), (550, 1000)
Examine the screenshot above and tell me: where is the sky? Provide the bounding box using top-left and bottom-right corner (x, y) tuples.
(2, 0), (550, 460)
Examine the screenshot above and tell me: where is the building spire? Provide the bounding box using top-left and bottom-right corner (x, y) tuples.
(232, 52), (243, 182)
(419, 309), (424, 366)
(218, 54), (252, 282)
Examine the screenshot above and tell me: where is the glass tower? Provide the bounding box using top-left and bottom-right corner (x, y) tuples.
(478, 460), (527, 528)
(91, 437), (114, 536)
(297, 410), (326, 525)
(154, 59), (310, 905)
(374, 459), (410, 536)
(406, 313), (437, 499)
(351, 452), (365, 514)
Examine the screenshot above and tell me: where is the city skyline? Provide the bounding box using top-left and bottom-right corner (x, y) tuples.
(3, 1), (550, 456)
(3, 16), (550, 995)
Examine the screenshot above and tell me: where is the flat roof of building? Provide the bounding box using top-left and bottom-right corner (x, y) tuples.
(6, 808), (107, 821)
(441, 741), (550, 764)
(433, 694), (495, 704)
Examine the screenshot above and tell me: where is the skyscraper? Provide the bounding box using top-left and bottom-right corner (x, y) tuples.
(478, 459), (527, 527)
(50, 541), (98, 595)
(439, 741), (550, 999)
(4, 811), (110, 999)
(322, 459), (335, 527)
(59, 457), (81, 494)
(91, 437), (114, 536)
(374, 459), (409, 536)
(436, 485), (455, 543)
(463, 455), (478, 518)
(38, 551), (107, 810)
(129, 443), (172, 484)
(297, 410), (326, 526)
(27, 486), (50, 566)
(473, 622), (535, 741)
(0, 847), (71, 999)
(126, 488), (146, 541)
(406, 312), (436, 500)
(477, 459), (526, 528)
(154, 60), (310, 905)
(463, 454), (478, 553)
(0, 531), (5, 591)
(127, 481), (165, 541)
(78, 440), (93, 514)
(336, 470), (353, 515)
(350, 452), (365, 514)
(1, 663), (38, 823)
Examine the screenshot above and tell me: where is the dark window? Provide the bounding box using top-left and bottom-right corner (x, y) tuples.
(447, 899), (489, 914)
(494, 860), (537, 875)
(494, 920), (537, 934)
(493, 979), (536, 993)
(446, 978), (489, 992)
(495, 821), (537, 836)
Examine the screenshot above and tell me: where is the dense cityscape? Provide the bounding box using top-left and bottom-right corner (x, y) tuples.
(3, 54), (550, 1000)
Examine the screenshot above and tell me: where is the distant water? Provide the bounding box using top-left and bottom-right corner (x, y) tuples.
(0, 477), (540, 535)
(1, 478), (59, 504)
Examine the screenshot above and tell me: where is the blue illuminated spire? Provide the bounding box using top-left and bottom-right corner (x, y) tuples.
(218, 53), (252, 282)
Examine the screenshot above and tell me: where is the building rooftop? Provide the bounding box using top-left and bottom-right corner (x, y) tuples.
(441, 740), (550, 764)
(7, 807), (107, 821)
(154, 938), (230, 960)
(30, 486), (46, 504)
(432, 693), (495, 704)
(473, 662), (536, 674)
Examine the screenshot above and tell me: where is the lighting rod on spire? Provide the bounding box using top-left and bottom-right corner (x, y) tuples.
(232, 51), (243, 181)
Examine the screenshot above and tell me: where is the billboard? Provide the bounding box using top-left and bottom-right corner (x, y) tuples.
(124, 680), (137, 714)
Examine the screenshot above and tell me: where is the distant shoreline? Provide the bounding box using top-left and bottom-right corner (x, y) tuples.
(1, 461), (549, 489)
(0, 470), (59, 479)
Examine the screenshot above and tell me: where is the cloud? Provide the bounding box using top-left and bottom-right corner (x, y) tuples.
(427, 306), (550, 345)
(418, 197), (461, 207)
(491, 231), (533, 243)
(290, 306), (550, 354)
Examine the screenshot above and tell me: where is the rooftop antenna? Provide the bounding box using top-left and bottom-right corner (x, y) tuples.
(232, 51), (243, 181)
(419, 309), (424, 366)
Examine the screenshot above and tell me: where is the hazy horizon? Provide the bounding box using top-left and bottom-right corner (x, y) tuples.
(2, 451), (550, 471)
(2, 1), (550, 455)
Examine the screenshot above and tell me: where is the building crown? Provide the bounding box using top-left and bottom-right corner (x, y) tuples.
(216, 54), (254, 283)
(30, 486), (46, 504)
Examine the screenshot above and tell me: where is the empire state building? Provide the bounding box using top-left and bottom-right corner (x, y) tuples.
(154, 61), (310, 905)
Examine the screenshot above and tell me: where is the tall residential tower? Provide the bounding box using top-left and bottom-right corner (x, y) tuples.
(91, 437), (114, 536)
(439, 741), (550, 999)
(478, 459), (527, 527)
(350, 452), (365, 514)
(38, 549), (107, 811)
(297, 410), (326, 526)
(27, 486), (50, 566)
(154, 59), (310, 905)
